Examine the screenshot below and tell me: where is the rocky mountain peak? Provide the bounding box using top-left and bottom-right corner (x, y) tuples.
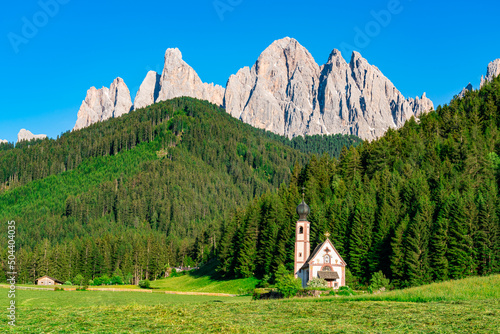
(134, 71), (161, 110)
(225, 39), (433, 140)
(17, 129), (47, 143)
(326, 49), (345, 64)
(458, 83), (473, 98)
(480, 59), (500, 88)
(156, 47), (224, 106)
(0, 139), (8, 144)
(71, 38), (434, 140)
(73, 77), (132, 131)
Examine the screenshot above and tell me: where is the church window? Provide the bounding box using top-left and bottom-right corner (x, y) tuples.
(299, 253), (302, 257)
(299, 226), (304, 234)
(321, 265), (332, 271)
(325, 255), (330, 263)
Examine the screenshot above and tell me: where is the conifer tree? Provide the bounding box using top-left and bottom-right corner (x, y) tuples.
(447, 195), (474, 279)
(390, 215), (409, 286)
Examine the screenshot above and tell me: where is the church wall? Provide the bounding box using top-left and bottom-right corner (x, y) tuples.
(307, 240), (346, 289)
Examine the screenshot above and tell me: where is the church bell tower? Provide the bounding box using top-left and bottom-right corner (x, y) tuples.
(294, 192), (310, 278)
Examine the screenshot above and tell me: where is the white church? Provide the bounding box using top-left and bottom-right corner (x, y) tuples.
(294, 196), (346, 289)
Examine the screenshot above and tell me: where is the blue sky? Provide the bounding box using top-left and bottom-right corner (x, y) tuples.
(1, 0), (499, 143)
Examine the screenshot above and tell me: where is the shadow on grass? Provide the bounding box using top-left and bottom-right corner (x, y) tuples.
(186, 259), (233, 282)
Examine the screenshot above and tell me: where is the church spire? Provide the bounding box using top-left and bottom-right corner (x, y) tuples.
(296, 187), (310, 221)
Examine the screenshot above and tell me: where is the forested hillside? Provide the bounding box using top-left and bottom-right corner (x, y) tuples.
(218, 76), (500, 288)
(0, 97), (359, 284)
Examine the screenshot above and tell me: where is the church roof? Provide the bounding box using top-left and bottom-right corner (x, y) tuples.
(300, 238), (346, 270)
(318, 271), (340, 280)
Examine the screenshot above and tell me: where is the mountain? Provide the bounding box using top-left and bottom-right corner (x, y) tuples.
(456, 59), (500, 99)
(458, 83), (473, 98)
(226, 38), (432, 140)
(17, 129), (47, 143)
(72, 38), (432, 140)
(481, 59), (500, 88)
(73, 77), (133, 131)
(134, 71), (161, 110)
(0, 139), (7, 144)
(134, 49), (225, 109)
(218, 74), (500, 287)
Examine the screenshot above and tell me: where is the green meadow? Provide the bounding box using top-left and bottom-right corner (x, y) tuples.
(1, 275), (499, 333)
(150, 263), (259, 295)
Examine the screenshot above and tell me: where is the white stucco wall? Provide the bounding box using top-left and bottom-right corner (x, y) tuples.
(37, 277), (56, 285)
(308, 240), (346, 288)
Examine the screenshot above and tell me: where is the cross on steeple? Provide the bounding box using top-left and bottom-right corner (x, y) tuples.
(302, 187), (305, 200)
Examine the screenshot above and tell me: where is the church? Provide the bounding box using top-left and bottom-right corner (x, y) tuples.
(294, 196), (346, 289)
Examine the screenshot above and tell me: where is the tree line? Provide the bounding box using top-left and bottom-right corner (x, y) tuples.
(0, 97), (360, 283)
(217, 76), (500, 288)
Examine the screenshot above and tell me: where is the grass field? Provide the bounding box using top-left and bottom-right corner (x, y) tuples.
(1, 275), (499, 333)
(150, 262), (260, 295)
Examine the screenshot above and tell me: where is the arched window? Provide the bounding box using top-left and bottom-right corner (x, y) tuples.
(321, 265), (332, 271)
(299, 226), (304, 234)
(324, 255), (330, 263)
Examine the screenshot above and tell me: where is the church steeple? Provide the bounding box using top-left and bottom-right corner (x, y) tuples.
(294, 190), (311, 282)
(296, 192), (310, 221)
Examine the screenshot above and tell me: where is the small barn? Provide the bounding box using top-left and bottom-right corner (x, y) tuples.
(35, 276), (64, 286)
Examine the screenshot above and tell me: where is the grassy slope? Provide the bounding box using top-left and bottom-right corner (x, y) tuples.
(345, 274), (500, 302)
(2, 275), (498, 333)
(150, 262), (259, 294)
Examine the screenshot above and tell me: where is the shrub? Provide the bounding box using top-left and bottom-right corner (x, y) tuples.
(111, 274), (123, 285)
(369, 271), (391, 292)
(73, 274), (84, 286)
(100, 274), (111, 285)
(307, 278), (328, 289)
(64, 281), (72, 286)
(169, 269), (186, 278)
(76, 286), (88, 291)
(257, 274), (271, 288)
(276, 274), (302, 298)
(273, 264), (302, 298)
(337, 286), (354, 296)
(54, 287), (64, 291)
(346, 268), (362, 290)
(138, 279), (151, 289)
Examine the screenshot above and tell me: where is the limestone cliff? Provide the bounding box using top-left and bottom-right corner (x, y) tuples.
(17, 129), (47, 143)
(224, 37), (433, 140)
(480, 59), (500, 88)
(156, 48), (224, 107)
(73, 77), (133, 131)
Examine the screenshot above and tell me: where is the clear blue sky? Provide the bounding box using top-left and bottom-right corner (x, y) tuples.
(1, 0), (499, 143)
